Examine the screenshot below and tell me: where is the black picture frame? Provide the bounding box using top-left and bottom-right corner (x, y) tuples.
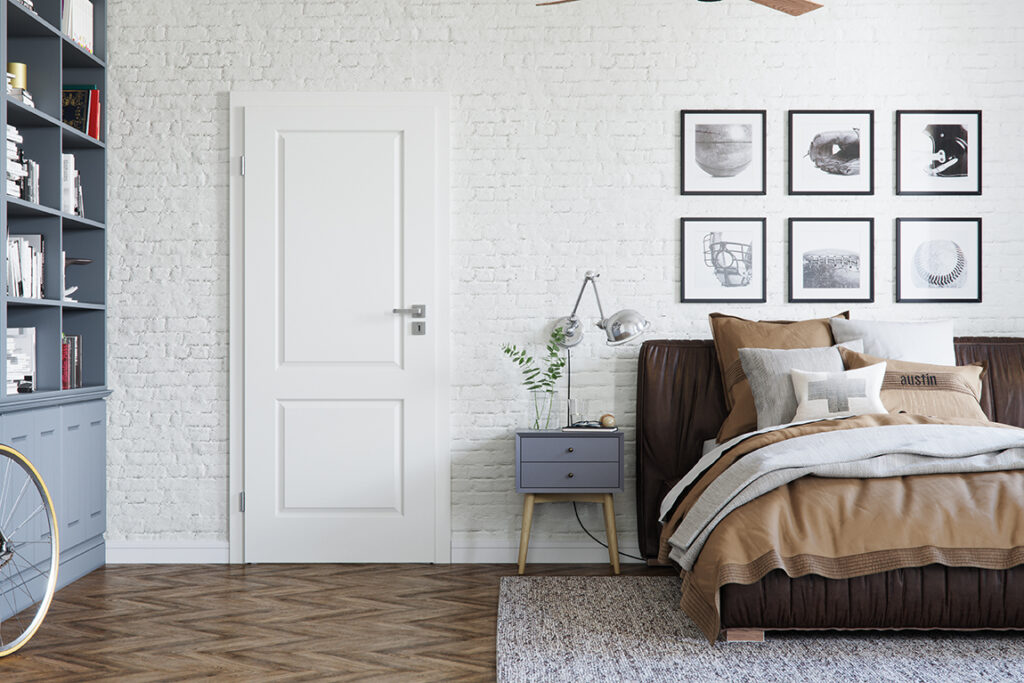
(788, 110), (875, 195)
(896, 111), (982, 195)
(788, 218), (875, 303)
(681, 217), (767, 303)
(895, 218), (982, 303)
(681, 110), (767, 195)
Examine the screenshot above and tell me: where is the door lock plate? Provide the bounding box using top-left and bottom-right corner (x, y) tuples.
(412, 321), (426, 336)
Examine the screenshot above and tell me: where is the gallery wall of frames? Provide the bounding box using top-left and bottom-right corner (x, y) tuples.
(679, 109), (982, 306)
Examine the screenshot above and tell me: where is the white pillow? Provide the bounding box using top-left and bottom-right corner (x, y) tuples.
(829, 319), (954, 366)
(791, 362), (888, 421)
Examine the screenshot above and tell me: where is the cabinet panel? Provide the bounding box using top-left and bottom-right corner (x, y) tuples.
(61, 400), (105, 549)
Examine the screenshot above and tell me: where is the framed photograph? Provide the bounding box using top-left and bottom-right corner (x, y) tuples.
(681, 110), (766, 195)
(896, 218), (981, 303)
(788, 218), (874, 303)
(681, 218), (766, 302)
(896, 111), (982, 195)
(788, 110), (874, 195)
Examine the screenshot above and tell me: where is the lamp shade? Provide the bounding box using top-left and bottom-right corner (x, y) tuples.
(600, 309), (650, 346)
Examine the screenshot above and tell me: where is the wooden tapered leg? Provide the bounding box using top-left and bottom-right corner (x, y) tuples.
(724, 628), (765, 642)
(517, 494), (536, 575)
(602, 493), (620, 575)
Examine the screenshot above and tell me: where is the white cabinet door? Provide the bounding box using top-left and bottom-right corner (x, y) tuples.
(240, 94), (448, 562)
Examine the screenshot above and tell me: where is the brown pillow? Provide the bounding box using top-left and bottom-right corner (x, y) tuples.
(839, 347), (988, 422)
(710, 312), (849, 443)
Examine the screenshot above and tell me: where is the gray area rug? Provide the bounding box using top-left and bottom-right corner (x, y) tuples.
(497, 576), (1024, 682)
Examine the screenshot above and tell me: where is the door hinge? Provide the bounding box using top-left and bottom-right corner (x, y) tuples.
(240, 155), (246, 176)
(239, 491), (245, 513)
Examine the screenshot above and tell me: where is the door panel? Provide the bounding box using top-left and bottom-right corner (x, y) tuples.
(242, 97), (446, 562)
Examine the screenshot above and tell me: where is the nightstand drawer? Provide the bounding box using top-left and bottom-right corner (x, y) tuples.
(520, 461), (620, 489)
(518, 436), (619, 463)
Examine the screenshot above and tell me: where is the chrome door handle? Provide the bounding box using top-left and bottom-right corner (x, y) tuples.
(392, 305), (426, 319)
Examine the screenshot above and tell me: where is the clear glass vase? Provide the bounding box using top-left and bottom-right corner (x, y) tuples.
(528, 390), (559, 430)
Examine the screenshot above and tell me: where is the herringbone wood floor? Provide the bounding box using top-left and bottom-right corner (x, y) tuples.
(2, 562), (675, 681)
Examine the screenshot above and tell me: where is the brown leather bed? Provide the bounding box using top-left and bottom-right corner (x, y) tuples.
(636, 336), (1024, 637)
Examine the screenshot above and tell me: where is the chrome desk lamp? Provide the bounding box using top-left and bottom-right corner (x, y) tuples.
(553, 271), (651, 426)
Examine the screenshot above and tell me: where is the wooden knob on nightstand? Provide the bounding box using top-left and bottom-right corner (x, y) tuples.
(567, 472), (574, 478)
(567, 446), (574, 453)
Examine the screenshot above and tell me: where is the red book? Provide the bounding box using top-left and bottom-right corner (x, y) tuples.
(61, 340), (71, 390)
(86, 90), (101, 139)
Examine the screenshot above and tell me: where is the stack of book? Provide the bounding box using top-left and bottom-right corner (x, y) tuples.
(6, 71), (35, 108)
(61, 0), (94, 54)
(62, 334), (83, 390)
(6, 125), (39, 202)
(61, 153), (85, 216)
(7, 234), (44, 299)
(7, 327), (36, 395)
(62, 85), (101, 139)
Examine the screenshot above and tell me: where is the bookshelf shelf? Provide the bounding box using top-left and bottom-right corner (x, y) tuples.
(2, 0), (108, 595)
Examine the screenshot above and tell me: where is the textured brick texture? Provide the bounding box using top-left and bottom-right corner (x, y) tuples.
(105, 0), (1024, 556)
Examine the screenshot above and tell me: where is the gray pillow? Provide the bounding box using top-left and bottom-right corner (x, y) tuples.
(739, 340), (864, 430)
(829, 318), (954, 365)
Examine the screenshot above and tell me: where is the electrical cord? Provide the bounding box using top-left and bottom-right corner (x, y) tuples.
(573, 502), (645, 562)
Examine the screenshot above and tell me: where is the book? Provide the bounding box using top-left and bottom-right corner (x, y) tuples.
(62, 154), (77, 213)
(86, 92), (101, 139)
(61, 338), (71, 389)
(6, 327), (36, 395)
(62, 89), (89, 133)
(7, 234), (44, 298)
(62, 0), (94, 53)
(61, 334), (83, 389)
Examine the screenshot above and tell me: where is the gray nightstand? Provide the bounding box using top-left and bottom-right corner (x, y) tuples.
(515, 429), (625, 575)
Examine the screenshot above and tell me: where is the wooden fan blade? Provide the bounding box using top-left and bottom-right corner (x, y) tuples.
(748, 0), (823, 16)
(536, 0), (579, 5)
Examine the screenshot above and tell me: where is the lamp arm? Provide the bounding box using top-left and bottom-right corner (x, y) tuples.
(567, 272), (597, 320)
(589, 278), (609, 326)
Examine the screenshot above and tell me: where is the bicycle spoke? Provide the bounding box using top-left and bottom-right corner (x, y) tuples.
(7, 505), (43, 539)
(0, 568), (28, 642)
(10, 548), (47, 582)
(1, 476), (30, 530)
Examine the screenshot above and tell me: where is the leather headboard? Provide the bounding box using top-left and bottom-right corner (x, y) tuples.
(635, 336), (1024, 561)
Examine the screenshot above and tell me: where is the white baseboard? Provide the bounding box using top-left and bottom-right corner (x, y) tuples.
(104, 540), (643, 565)
(451, 541), (644, 565)
(105, 540), (231, 564)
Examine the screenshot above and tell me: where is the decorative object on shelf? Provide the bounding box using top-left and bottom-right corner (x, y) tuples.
(788, 218), (875, 303)
(788, 110), (874, 195)
(896, 111), (982, 195)
(681, 217), (767, 303)
(896, 218), (982, 303)
(681, 110), (766, 195)
(5, 62), (34, 108)
(599, 413), (616, 428)
(63, 255), (93, 302)
(502, 327), (567, 430)
(6, 327), (36, 395)
(552, 271), (650, 428)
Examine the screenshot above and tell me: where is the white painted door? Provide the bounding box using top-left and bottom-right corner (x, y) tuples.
(239, 94), (449, 562)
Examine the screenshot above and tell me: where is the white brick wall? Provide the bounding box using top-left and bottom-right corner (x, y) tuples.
(105, 0), (1024, 558)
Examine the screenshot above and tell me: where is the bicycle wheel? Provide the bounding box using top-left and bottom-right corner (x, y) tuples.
(0, 444), (59, 657)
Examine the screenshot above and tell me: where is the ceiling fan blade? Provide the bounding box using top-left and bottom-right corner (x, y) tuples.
(748, 0), (823, 15)
(536, 0), (579, 5)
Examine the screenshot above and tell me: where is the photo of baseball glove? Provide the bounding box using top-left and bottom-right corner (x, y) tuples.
(807, 129), (861, 176)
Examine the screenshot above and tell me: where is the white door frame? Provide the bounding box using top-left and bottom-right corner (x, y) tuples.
(227, 91), (451, 564)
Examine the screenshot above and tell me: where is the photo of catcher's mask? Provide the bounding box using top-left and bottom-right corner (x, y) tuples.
(923, 124), (968, 177)
(703, 232), (753, 287)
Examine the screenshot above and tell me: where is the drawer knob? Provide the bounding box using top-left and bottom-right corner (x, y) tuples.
(567, 472), (575, 478)
(567, 446), (574, 453)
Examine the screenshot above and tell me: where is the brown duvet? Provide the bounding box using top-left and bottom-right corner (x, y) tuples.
(658, 414), (1024, 642)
